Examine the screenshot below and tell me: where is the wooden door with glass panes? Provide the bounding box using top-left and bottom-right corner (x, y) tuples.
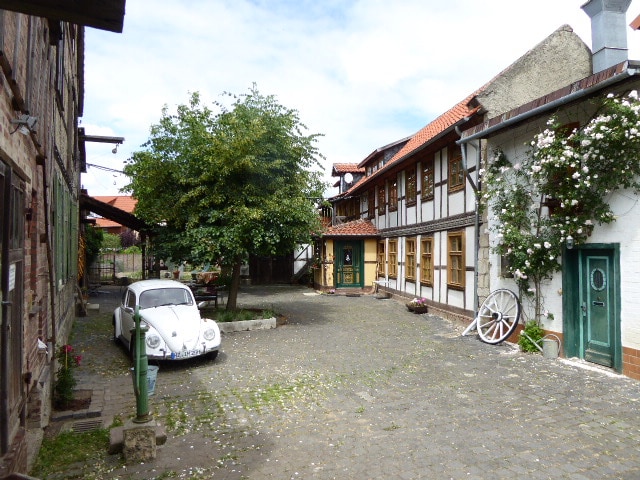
(335, 241), (363, 288)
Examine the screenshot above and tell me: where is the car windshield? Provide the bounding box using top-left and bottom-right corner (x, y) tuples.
(138, 288), (193, 309)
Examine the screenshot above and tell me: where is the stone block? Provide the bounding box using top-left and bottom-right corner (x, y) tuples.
(110, 421), (166, 455)
(121, 420), (157, 464)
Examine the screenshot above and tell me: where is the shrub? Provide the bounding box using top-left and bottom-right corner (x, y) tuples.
(518, 321), (544, 353)
(53, 344), (82, 409)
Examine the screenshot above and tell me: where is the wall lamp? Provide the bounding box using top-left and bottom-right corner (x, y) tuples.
(11, 114), (38, 134)
(566, 235), (574, 249)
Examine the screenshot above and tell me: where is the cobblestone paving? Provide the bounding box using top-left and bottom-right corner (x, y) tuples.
(69, 285), (640, 479)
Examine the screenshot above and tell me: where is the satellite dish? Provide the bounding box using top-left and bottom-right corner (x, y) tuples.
(344, 172), (353, 184)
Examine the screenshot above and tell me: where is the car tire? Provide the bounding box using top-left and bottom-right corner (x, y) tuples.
(112, 317), (121, 345)
(209, 350), (219, 361)
(129, 341), (136, 362)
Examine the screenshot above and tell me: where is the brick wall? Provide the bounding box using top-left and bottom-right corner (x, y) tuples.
(622, 346), (640, 380)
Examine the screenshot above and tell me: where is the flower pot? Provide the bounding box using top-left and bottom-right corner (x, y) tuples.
(407, 304), (428, 314)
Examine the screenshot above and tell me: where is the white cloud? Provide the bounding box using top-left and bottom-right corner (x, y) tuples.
(81, 0), (640, 196)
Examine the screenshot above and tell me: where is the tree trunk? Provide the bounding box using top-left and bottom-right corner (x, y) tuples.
(226, 258), (242, 310)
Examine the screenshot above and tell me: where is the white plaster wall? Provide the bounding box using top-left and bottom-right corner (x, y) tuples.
(448, 288), (465, 309)
(435, 231), (446, 305)
(588, 191), (640, 347)
(406, 205), (417, 225)
(422, 199), (435, 222)
(485, 106), (640, 348)
(448, 190), (466, 216)
(388, 209), (398, 229)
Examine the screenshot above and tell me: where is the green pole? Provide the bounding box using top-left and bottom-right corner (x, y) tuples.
(132, 306), (151, 423)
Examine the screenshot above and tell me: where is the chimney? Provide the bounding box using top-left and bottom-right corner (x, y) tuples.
(582, 0), (632, 73)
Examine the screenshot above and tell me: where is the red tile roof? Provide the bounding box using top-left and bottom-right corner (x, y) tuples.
(357, 136), (411, 169)
(332, 91), (483, 201)
(389, 91), (481, 164)
(92, 195), (137, 214)
(332, 163), (365, 175)
(95, 218), (122, 228)
(324, 218), (378, 237)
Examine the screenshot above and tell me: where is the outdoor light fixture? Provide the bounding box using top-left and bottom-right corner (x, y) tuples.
(112, 144), (119, 154)
(11, 114), (38, 134)
(566, 235), (574, 249)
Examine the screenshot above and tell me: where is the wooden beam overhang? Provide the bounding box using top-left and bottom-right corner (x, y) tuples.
(0, 0), (126, 32)
(80, 193), (152, 235)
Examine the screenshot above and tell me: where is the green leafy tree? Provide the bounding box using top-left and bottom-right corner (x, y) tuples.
(84, 224), (103, 266)
(101, 233), (121, 251)
(123, 86), (326, 308)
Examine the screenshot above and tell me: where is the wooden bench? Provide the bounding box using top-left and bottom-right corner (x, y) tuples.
(189, 284), (225, 308)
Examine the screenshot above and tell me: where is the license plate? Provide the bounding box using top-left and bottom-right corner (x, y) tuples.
(171, 349), (200, 359)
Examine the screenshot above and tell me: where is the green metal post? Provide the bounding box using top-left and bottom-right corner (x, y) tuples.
(132, 306), (151, 423)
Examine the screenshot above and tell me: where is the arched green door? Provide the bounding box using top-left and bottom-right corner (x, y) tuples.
(335, 240), (363, 288)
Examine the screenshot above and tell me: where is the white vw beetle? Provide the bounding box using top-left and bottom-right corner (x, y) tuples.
(113, 279), (221, 361)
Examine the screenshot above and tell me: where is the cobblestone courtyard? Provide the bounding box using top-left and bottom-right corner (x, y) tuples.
(61, 285), (640, 479)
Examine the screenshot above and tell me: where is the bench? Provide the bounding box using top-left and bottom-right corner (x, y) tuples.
(189, 284), (226, 308)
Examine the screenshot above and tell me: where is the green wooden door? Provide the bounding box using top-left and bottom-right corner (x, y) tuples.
(335, 241), (363, 288)
(581, 252), (617, 367)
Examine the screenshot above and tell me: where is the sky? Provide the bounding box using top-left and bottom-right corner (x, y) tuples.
(80, 0), (640, 197)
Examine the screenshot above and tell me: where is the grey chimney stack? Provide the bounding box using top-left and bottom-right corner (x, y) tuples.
(582, 0), (632, 73)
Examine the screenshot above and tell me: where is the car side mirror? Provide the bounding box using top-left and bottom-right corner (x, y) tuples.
(197, 301), (208, 309)
(124, 306), (134, 314)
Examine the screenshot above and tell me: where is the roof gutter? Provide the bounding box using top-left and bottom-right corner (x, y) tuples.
(457, 62), (640, 145)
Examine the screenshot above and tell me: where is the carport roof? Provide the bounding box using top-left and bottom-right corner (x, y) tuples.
(80, 193), (152, 234)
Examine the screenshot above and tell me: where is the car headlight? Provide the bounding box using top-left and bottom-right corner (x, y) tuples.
(203, 328), (216, 341)
(146, 334), (161, 349)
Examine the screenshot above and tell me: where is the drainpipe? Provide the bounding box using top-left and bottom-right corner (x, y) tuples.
(39, 157), (57, 404)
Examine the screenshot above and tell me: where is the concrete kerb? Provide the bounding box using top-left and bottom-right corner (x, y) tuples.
(218, 317), (276, 333)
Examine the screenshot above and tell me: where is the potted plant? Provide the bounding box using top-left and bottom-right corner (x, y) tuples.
(407, 297), (428, 314)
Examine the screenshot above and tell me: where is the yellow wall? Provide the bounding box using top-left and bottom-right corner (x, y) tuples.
(314, 238), (335, 288)
(314, 238), (378, 290)
(363, 238), (378, 288)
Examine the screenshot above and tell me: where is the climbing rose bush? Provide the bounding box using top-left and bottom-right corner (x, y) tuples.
(482, 90), (640, 297)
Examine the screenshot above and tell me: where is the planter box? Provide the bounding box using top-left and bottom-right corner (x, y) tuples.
(407, 305), (428, 314)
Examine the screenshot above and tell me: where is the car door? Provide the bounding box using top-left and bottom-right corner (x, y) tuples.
(120, 289), (137, 344)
